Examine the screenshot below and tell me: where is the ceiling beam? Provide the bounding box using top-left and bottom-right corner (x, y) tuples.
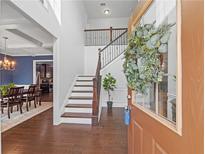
(0, 46), (53, 57)
(0, 18), (29, 25)
(8, 46), (52, 51)
(0, 24), (18, 30)
(6, 29), (43, 47)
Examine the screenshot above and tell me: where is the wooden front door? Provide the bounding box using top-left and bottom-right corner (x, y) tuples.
(128, 0), (203, 154)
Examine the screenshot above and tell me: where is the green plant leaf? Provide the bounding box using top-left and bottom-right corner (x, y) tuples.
(158, 44), (168, 53)
(160, 32), (171, 44)
(123, 21), (172, 94)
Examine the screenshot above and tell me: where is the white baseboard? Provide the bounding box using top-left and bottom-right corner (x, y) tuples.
(67, 99), (92, 104)
(61, 117), (92, 124)
(64, 107), (92, 113)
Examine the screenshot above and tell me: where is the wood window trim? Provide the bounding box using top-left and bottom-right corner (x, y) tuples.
(128, 0), (182, 136)
(128, 0), (153, 34)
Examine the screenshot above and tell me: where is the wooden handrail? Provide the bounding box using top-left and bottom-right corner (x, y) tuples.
(92, 49), (102, 125)
(100, 29), (128, 52)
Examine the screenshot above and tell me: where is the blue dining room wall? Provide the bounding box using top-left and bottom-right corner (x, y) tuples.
(0, 54), (53, 85)
(13, 55), (53, 85)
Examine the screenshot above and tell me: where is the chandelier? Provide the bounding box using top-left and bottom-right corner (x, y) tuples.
(0, 37), (16, 71)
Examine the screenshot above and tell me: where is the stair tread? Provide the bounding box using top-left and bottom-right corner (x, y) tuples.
(72, 90), (93, 93)
(69, 96), (93, 100)
(74, 85), (93, 87)
(65, 104), (92, 108)
(61, 112), (95, 118)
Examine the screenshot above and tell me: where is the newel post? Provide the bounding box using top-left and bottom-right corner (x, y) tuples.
(92, 77), (98, 125)
(92, 78), (97, 114)
(98, 48), (101, 69)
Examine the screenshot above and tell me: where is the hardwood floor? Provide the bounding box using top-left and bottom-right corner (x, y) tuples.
(41, 92), (53, 102)
(2, 108), (127, 154)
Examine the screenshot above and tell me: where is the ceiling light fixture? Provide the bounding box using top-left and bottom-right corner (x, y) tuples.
(104, 9), (111, 15)
(0, 37), (16, 71)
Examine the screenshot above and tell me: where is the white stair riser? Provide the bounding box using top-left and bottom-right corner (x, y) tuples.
(61, 117), (92, 124)
(73, 87), (93, 91)
(75, 82), (93, 86)
(71, 93), (93, 97)
(64, 108), (92, 113)
(68, 99), (92, 104)
(77, 77), (94, 80)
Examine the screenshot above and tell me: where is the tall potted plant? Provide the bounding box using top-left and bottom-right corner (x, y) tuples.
(103, 73), (117, 109)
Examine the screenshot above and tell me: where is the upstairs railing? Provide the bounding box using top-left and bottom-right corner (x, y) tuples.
(100, 29), (128, 69)
(84, 27), (127, 46)
(92, 49), (102, 125)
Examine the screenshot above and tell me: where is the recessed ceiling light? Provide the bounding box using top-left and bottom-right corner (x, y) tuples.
(100, 2), (106, 6)
(104, 9), (111, 15)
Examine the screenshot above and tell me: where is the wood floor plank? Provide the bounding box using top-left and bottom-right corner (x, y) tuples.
(2, 108), (127, 154)
(61, 112), (94, 118)
(65, 104), (92, 108)
(69, 96), (93, 100)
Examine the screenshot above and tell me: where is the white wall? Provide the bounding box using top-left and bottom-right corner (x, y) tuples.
(84, 46), (103, 75)
(58, 1), (87, 120)
(86, 17), (128, 29)
(100, 55), (128, 107)
(84, 46), (128, 107)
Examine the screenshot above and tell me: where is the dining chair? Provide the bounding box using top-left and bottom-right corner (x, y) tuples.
(22, 85), (37, 111)
(1, 87), (24, 119)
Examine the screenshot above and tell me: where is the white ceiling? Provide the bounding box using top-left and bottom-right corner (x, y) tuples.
(0, 1), (54, 56)
(83, 0), (138, 19)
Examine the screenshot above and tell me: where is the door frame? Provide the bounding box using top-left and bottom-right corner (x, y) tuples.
(33, 60), (53, 84)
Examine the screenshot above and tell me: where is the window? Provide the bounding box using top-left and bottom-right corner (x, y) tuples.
(48, 0), (61, 24)
(40, 0), (61, 24)
(133, 0), (182, 134)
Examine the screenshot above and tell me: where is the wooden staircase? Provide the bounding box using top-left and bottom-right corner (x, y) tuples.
(61, 75), (98, 125)
(61, 28), (127, 125)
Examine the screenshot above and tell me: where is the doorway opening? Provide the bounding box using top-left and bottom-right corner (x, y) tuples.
(33, 60), (53, 102)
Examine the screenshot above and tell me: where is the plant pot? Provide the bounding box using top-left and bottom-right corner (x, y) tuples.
(107, 101), (113, 109)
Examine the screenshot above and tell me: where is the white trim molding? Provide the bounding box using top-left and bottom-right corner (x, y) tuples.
(33, 60), (53, 84)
